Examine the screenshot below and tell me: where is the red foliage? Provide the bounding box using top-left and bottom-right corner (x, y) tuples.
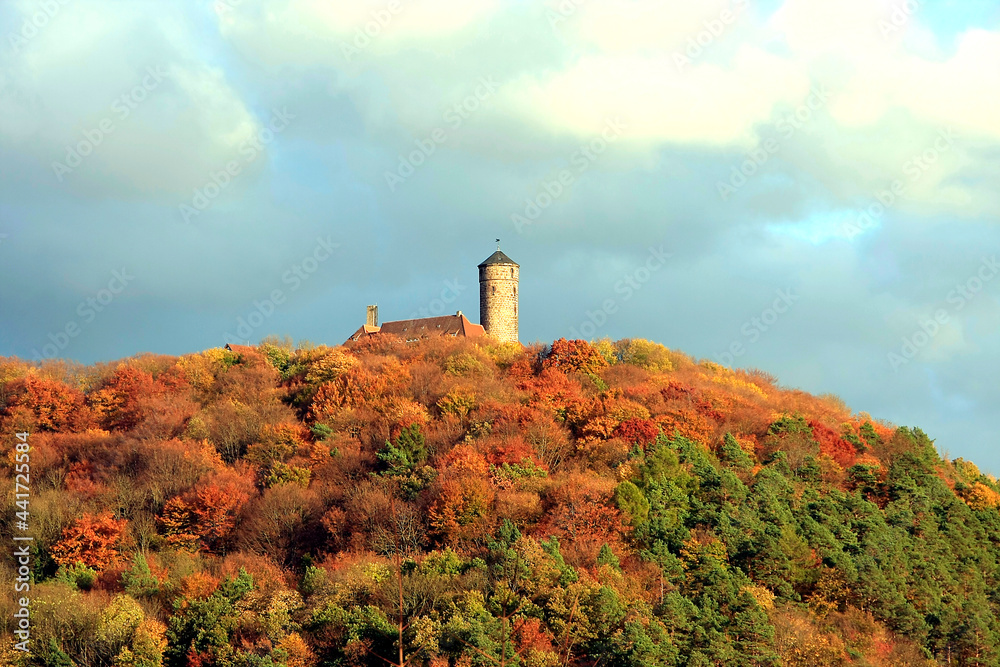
(661, 382), (694, 401)
(65, 461), (102, 498)
(484, 435), (540, 467)
(810, 420), (858, 469)
(613, 417), (660, 448)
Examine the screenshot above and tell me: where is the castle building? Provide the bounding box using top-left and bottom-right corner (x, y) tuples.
(346, 246), (519, 344)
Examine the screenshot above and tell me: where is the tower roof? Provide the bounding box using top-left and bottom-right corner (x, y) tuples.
(478, 250), (519, 268)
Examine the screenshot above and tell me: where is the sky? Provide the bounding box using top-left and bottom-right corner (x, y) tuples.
(1, 0), (998, 471)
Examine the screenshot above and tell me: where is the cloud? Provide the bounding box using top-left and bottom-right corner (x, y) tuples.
(0, 0), (260, 198)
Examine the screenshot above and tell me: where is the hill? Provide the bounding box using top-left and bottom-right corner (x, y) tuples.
(1, 335), (999, 666)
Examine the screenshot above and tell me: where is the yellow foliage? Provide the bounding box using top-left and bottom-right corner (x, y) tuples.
(593, 338), (618, 366)
(98, 594), (144, 647)
(277, 632), (318, 667)
(616, 461), (639, 481)
(745, 584), (775, 610)
(964, 482), (1000, 511)
(183, 439), (224, 470)
(607, 399), (651, 423)
(305, 348), (358, 385)
(679, 534), (728, 570)
(443, 351), (492, 378)
(711, 373), (768, 399)
(176, 348), (236, 391)
(364, 561), (392, 583)
(615, 338), (674, 372)
(114, 618), (167, 667)
(700, 360), (727, 374)
(954, 458), (982, 483)
(483, 341), (523, 368)
(438, 388), (476, 418)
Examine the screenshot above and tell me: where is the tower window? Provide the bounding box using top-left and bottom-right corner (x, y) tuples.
(492, 285), (496, 294)
(514, 287), (517, 297)
(511, 268), (515, 278)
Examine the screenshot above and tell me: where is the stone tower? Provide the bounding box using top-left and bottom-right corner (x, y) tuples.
(479, 247), (519, 343)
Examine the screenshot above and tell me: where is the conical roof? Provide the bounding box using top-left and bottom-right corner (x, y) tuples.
(478, 250), (518, 267)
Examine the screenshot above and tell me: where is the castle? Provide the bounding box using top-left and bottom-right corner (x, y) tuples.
(346, 246), (519, 344)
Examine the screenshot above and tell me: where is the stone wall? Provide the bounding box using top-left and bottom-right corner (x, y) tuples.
(479, 263), (519, 343)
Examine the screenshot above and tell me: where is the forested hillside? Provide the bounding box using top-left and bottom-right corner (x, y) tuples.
(2, 335), (999, 666)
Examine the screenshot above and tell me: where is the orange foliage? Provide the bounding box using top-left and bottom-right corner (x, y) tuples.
(50, 512), (129, 570)
(517, 368), (585, 417)
(539, 473), (625, 565)
(442, 443), (490, 476)
(310, 359), (410, 418)
(542, 338), (608, 375)
(88, 364), (158, 431)
(429, 473), (496, 546)
(180, 571), (221, 600)
(656, 408), (716, 445)
(159, 481), (250, 553)
(516, 617), (556, 655)
(1, 375), (91, 431)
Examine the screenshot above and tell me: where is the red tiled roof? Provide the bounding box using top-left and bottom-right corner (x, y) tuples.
(346, 313), (485, 344)
(225, 343), (259, 356)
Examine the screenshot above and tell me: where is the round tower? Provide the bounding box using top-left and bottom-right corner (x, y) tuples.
(479, 248), (519, 343)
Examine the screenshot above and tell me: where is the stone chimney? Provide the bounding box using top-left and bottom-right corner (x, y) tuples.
(366, 304), (379, 327)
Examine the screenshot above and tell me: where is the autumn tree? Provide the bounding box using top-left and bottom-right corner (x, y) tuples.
(1, 375), (91, 432)
(50, 513), (129, 571)
(541, 339), (608, 375)
(158, 482), (249, 554)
